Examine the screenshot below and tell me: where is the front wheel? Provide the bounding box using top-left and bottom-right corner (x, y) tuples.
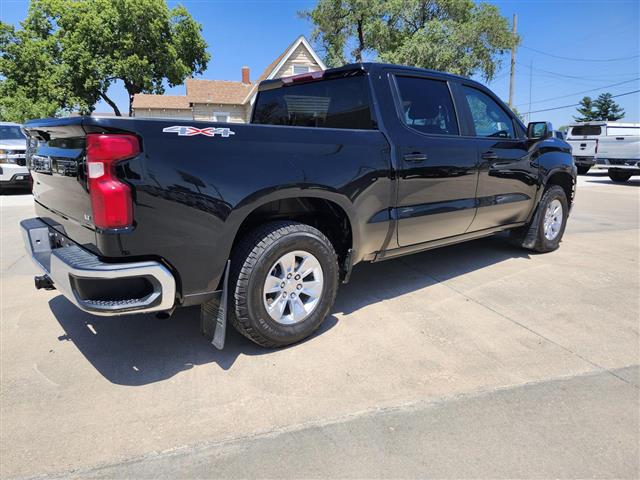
(608, 170), (633, 183)
(510, 185), (569, 253)
(576, 165), (591, 175)
(229, 221), (339, 348)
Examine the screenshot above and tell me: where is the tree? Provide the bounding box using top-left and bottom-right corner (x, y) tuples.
(573, 96), (596, 122)
(302, 0), (519, 80)
(574, 93), (625, 122)
(1, 0), (209, 121)
(592, 93), (625, 121)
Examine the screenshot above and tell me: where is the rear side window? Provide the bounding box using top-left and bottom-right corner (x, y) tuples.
(570, 125), (602, 136)
(463, 86), (515, 139)
(252, 75), (375, 130)
(395, 76), (459, 135)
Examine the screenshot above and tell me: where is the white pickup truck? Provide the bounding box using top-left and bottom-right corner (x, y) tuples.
(594, 123), (640, 182)
(566, 122), (639, 176)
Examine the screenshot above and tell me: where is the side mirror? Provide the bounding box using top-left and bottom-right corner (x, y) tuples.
(527, 121), (553, 139)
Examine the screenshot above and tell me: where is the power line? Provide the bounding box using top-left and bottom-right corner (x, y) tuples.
(523, 89), (639, 115)
(516, 62), (639, 81)
(515, 77), (640, 107)
(521, 46), (640, 62)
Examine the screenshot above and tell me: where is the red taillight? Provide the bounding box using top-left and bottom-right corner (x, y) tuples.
(86, 134), (139, 229)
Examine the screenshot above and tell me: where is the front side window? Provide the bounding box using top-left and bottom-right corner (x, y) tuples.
(463, 86), (515, 139)
(252, 75), (375, 130)
(395, 76), (459, 135)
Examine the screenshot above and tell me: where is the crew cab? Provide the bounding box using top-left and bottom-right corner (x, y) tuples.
(21, 63), (576, 349)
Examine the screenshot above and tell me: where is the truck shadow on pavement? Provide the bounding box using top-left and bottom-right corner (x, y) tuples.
(49, 234), (529, 386)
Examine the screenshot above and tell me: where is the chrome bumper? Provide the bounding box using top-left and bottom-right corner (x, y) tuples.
(20, 218), (176, 316)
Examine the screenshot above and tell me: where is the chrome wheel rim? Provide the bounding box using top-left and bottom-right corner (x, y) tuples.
(263, 250), (324, 325)
(543, 199), (563, 241)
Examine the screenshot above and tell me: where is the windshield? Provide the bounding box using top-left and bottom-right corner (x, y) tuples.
(0, 125), (26, 140)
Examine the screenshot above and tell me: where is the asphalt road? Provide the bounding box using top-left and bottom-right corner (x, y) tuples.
(1, 171), (639, 479)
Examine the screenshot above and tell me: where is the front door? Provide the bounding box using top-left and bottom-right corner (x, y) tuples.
(459, 85), (537, 231)
(392, 74), (479, 246)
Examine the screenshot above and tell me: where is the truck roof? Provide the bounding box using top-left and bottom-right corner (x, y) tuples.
(258, 62), (478, 91)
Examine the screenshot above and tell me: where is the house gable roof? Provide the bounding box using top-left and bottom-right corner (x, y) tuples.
(243, 35), (327, 103)
(132, 35), (327, 111)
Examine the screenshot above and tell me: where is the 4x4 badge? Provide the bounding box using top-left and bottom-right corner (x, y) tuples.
(162, 126), (236, 137)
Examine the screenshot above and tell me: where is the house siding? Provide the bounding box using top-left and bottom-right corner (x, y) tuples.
(192, 103), (247, 123)
(273, 44), (321, 78)
(133, 108), (193, 119)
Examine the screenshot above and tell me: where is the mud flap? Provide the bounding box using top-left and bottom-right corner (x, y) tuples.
(521, 203), (542, 250)
(200, 260), (230, 350)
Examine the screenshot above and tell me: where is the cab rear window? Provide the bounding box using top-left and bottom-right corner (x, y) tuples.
(252, 75), (375, 130)
(570, 126), (602, 136)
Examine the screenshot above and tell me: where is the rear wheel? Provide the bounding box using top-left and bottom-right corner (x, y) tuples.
(510, 185), (569, 253)
(576, 165), (591, 175)
(229, 221), (339, 348)
(608, 170), (633, 183)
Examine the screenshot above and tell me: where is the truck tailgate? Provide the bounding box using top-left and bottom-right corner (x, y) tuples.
(23, 119), (98, 248)
(567, 138), (597, 157)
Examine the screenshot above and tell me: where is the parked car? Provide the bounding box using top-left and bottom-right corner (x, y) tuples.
(20, 63), (576, 349)
(593, 124), (640, 182)
(0, 122), (30, 191)
(566, 121), (638, 175)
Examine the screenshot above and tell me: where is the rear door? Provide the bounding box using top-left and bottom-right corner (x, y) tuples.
(388, 72), (479, 246)
(458, 84), (537, 231)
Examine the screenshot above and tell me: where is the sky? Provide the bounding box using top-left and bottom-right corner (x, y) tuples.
(1, 0), (639, 128)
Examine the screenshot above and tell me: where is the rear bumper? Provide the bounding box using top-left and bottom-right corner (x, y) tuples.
(573, 156), (595, 167)
(21, 218), (176, 316)
(595, 158), (640, 171)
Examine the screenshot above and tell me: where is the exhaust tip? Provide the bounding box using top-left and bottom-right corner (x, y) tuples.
(34, 275), (55, 290)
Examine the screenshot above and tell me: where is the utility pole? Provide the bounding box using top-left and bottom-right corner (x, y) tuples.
(528, 59), (533, 123)
(508, 13), (517, 108)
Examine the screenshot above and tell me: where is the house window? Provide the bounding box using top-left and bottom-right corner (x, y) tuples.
(292, 65), (310, 75)
(213, 112), (229, 123)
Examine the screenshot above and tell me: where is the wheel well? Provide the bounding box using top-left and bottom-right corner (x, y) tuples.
(546, 171), (575, 207)
(233, 196), (353, 265)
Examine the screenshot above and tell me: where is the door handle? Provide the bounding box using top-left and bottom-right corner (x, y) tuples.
(481, 151), (498, 160)
(403, 153), (428, 163)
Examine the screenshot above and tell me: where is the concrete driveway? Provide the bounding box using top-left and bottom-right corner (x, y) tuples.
(1, 172), (638, 478)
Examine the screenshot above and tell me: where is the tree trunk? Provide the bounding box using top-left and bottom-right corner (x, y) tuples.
(99, 92), (122, 116)
(355, 19), (365, 62)
(124, 81), (140, 117)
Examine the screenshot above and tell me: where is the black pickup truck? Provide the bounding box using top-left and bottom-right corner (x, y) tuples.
(21, 63), (576, 349)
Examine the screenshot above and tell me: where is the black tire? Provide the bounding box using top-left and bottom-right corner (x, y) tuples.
(228, 221), (339, 348)
(576, 165), (591, 175)
(608, 170), (632, 183)
(510, 185), (569, 253)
